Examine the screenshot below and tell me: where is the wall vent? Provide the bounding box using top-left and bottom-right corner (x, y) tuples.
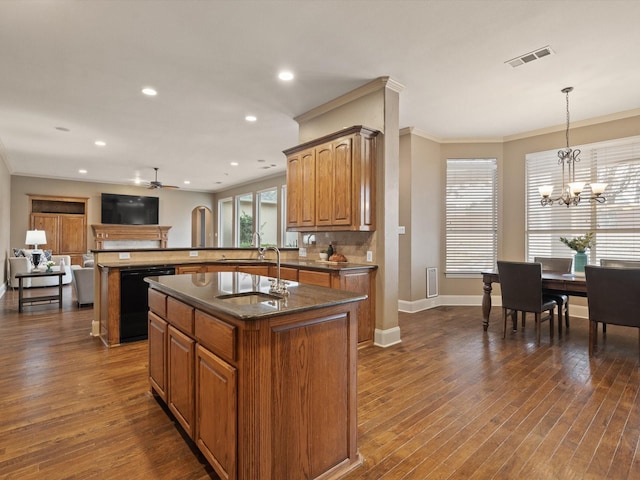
(426, 267), (438, 298)
(505, 46), (554, 68)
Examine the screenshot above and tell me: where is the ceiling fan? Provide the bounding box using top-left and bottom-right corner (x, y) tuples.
(147, 167), (179, 189)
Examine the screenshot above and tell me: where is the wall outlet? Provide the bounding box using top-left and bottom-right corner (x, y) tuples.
(398, 226), (406, 234)
(366, 251), (373, 262)
(299, 247), (307, 257)
(118, 252), (131, 260)
(189, 251), (199, 257)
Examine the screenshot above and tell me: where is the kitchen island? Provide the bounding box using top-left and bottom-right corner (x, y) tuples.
(145, 272), (365, 480)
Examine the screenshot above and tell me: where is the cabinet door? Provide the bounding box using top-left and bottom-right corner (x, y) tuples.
(168, 325), (195, 438)
(236, 265), (269, 276)
(286, 152), (303, 228)
(332, 137), (353, 226)
(196, 345), (237, 480)
(315, 143), (334, 226)
(30, 213), (60, 253)
(300, 148), (316, 227)
(148, 312), (167, 401)
(332, 270), (374, 344)
(59, 215), (86, 255)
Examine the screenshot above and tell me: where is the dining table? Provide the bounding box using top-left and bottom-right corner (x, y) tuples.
(481, 270), (587, 331)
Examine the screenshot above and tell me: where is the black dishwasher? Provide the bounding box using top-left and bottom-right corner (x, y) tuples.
(120, 265), (175, 343)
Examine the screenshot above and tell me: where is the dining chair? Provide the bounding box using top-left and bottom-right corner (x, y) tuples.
(497, 261), (557, 343)
(534, 256), (572, 333)
(585, 265), (640, 359)
(595, 259), (640, 333)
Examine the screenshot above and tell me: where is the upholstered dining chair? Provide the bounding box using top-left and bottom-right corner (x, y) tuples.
(497, 261), (557, 343)
(594, 259), (640, 334)
(534, 256), (573, 333)
(585, 265), (640, 358)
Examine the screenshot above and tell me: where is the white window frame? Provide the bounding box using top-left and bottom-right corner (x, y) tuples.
(445, 158), (498, 277)
(526, 135), (640, 264)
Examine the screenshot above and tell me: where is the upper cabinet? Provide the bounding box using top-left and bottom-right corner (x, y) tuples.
(284, 125), (378, 232)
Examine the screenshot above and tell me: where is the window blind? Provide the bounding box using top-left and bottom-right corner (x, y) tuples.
(445, 158), (498, 276)
(526, 135), (640, 264)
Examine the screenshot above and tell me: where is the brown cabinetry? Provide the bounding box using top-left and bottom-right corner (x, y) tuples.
(168, 325), (195, 438)
(284, 126), (378, 232)
(148, 311), (168, 402)
(29, 195), (88, 265)
(196, 345), (237, 480)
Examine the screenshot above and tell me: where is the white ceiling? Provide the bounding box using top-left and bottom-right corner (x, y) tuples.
(1, 0), (639, 193)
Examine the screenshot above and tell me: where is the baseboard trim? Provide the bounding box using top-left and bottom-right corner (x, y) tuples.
(398, 295), (588, 319)
(374, 326), (402, 347)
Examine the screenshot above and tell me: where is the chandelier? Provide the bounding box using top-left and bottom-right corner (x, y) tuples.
(539, 87), (607, 207)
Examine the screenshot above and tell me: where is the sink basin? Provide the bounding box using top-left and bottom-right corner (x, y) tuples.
(216, 292), (281, 305)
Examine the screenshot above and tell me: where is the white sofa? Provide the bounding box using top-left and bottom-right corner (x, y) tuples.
(9, 255), (73, 288)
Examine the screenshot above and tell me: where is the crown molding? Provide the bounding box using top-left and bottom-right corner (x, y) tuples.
(294, 76), (405, 123)
(401, 108), (640, 144)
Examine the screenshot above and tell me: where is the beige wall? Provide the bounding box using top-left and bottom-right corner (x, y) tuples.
(398, 131), (442, 302)
(399, 113), (640, 306)
(10, 176), (214, 252)
(0, 155), (10, 292)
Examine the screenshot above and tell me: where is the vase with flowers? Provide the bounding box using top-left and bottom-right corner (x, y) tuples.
(560, 232), (594, 276)
(44, 261), (55, 273)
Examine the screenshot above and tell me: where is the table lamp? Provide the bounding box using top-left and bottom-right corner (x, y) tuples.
(25, 229), (47, 269)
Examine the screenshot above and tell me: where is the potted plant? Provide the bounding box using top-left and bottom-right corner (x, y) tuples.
(319, 250), (328, 261)
(560, 232), (594, 275)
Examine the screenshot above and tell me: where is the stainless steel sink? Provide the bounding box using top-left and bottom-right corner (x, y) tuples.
(216, 292), (281, 305)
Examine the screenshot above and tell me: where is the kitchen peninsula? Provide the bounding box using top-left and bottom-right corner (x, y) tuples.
(146, 272), (364, 480)
(92, 248), (376, 347)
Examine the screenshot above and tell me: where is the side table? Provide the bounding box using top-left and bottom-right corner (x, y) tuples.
(15, 270), (65, 312)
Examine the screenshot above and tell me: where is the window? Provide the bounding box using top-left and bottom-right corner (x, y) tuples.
(218, 198), (233, 247)
(236, 193), (253, 247)
(526, 135), (640, 263)
(445, 158), (498, 276)
(257, 188), (278, 247)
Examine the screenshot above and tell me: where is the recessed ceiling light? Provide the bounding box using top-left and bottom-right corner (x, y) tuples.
(183, 180), (191, 185)
(245, 115), (257, 122)
(278, 71), (294, 81)
(142, 87), (157, 96)
(78, 169), (87, 174)
(134, 178), (141, 185)
(230, 162), (239, 166)
(94, 140), (106, 147)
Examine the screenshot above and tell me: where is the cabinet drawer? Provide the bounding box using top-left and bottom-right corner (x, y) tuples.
(167, 297), (195, 335)
(195, 311), (236, 362)
(148, 288), (167, 317)
(270, 266), (298, 281)
(298, 269), (331, 287)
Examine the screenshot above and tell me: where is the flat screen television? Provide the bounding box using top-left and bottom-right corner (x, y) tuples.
(101, 193), (159, 225)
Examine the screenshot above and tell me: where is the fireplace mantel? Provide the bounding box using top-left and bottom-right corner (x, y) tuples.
(91, 224), (171, 249)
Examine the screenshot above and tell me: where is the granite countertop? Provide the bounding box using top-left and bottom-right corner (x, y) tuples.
(146, 271), (366, 320)
(99, 258), (377, 272)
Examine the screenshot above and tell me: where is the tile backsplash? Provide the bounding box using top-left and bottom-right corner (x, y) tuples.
(300, 231), (376, 264)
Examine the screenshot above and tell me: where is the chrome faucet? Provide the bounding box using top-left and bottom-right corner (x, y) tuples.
(263, 246), (289, 296)
(253, 232), (265, 260)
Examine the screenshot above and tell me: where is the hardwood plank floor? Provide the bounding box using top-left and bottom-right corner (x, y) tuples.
(1, 287), (639, 479)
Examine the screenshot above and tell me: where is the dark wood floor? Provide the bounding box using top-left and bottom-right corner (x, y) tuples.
(1, 286), (639, 479)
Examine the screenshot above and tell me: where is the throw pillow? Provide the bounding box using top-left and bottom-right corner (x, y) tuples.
(43, 249), (52, 261)
(13, 248), (25, 257)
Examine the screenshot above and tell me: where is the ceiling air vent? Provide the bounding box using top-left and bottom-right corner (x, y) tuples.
(505, 46), (554, 68)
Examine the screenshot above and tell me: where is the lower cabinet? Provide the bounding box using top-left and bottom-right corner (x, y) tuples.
(148, 312), (167, 402)
(168, 325), (195, 437)
(196, 345), (237, 480)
